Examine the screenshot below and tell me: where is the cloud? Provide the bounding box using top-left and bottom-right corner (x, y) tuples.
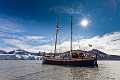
(0, 15), (52, 46)
(51, 4), (84, 15)
(3, 39), (31, 49)
(2, 38), (53, 52)
(77, 32), (120, 55)
(0, 32), (9, 37)
(25, 36), (45, 40)
(31, 45), (54, 52)
(0, 16), (24, 33)
(1, 31), (120, 55)
(22, 35), (50, 43)
(0, 33), (51, 44)
(35, 31), (120, 55)
(0, 15), (53, 52)
(17, 35), (51, 43)
(1, 37), (54, 52)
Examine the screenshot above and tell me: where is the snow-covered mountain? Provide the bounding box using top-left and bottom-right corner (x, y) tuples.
(0, 50), (8, 54)
(90, 49), (120, 60)
(8, 49), (44, 56)
(8, 49), (29, 55)
(0, 49), (41, 60)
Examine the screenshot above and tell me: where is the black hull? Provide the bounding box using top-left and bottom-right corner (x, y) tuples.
(42, 57), (98, 67)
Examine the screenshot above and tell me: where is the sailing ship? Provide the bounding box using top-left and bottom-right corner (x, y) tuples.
(42, 16), (98, 67)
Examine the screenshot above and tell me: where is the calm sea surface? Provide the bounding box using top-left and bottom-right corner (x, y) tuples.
(0, 60), (120, 80)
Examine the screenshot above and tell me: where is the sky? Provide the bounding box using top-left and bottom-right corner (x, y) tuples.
(0, 0), (120, 55)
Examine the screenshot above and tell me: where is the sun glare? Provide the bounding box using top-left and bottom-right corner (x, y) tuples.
(80, 19), (89, 28)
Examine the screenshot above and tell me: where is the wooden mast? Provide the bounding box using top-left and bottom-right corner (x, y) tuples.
(54, 16), (59, 57)
(70, 16), (73, 58)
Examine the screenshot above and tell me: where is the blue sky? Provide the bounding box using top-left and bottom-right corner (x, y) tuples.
(0, 0), (120, 55)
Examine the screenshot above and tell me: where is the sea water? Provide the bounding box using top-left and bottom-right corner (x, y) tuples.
(0, 60), (120, 80)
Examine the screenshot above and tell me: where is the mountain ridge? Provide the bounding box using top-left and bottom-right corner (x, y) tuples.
(0, 49), (120, 60)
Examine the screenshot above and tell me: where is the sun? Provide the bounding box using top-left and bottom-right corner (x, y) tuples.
(80, 19), (89, 28)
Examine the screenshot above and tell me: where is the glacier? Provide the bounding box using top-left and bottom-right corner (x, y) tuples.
(0, 54), (41, 60)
